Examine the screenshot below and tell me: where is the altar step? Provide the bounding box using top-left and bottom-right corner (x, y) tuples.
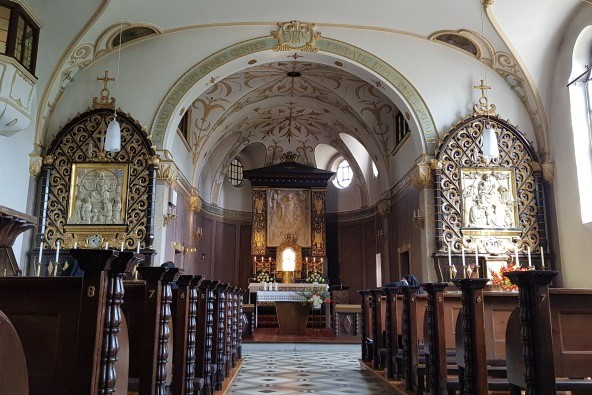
(257, 309), (328, 328)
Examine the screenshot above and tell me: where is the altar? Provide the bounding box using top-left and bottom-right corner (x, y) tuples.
(248, 283), (330, 330)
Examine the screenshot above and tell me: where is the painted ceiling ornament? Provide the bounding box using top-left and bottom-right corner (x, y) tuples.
(280, 151), (300, 163)
(272, 21), (320, 53)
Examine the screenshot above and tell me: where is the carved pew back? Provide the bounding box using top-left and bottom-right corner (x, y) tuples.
(0, 249), (134, 395)
(0, 309), (28, 394)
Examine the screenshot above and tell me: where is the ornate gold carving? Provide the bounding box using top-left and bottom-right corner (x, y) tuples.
(473, 79), (498, 117)
(377, 199), (391, 216)
(280, 151), (300, 163)
(272, 21), (320, 53)
(42, 155), (54, 166)
(29, 155), (42, 177)
(190, 194), (202, 212)
(311, 190), (326, 256)
(92, 70), (116, 109)
(437, 116), (540, 254)
(43, 109), (153, 253)
(147, 155), (160, 166)
(541, 162), (554, 184)
(251, 189), (267, 255)
(157, 163), (178, 185)
(411, 162), (432, 188)
(429, 158), (443, 170)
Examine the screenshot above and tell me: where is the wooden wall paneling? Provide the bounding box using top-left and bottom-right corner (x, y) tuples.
(213, 222), (236, 282)
(326, 220), (339, 285)
(239, 225), (253, 288)
(364, 218), (377, 285)
(201, 217), (214, 278)
(340, 223), (364, 301)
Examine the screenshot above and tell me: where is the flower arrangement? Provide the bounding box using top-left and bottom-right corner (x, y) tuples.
(490, 264), (532, 291)
(298, 286), (331, 309)
(306, 271), (326, 284)
(255, 271), (270, 283)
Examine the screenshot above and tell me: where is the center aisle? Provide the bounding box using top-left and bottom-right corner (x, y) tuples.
(228, 344), (398, 394)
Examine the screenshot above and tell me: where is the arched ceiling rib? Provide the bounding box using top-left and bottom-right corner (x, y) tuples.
(189, 61), (403, 190)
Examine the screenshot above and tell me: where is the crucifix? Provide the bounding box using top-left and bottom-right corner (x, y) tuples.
(473, 79), (491, 99)
(92, 70), (117, 109)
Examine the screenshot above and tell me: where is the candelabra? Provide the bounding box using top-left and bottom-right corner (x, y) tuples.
(411, 209), (424, 229)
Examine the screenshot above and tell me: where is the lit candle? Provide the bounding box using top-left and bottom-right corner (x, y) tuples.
(73, 241), (78, 249)
(136, 241), (141, 254)
(461, 246), (465, 267)
(120, 242), (124, 252)
(306, 257), (308, 262)
(253, 256), (256, 263)
(105, 242), (109, 250)
(527, 246), (532, 268)
(38, 241), (44, 263)
(475, 248), (479, 267)
(313, 257), (316, 263)
(55, 241), (60, 262)
(515, 245), (520, 267)
(540, 246), (545, 269)
(447, 242), (452, 266)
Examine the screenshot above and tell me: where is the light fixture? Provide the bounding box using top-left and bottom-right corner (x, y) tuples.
(105, 1), (124, 153)
(193, 227), (203, 241)
(481, 122), (499, 160)
(476, 1), (499, 162)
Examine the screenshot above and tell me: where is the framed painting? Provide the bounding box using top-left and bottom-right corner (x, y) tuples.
(267, 188), (311, 247)
(67, 163), (129, 225)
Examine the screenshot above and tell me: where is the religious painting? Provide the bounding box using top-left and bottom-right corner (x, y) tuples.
(460, 168), (518, 234)
(267, 188), (311, 247)
(67, 163), (129, 225)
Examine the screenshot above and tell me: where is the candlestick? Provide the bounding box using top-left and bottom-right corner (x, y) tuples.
(55, 241), (60, 262)
(475, 248), (479, 267)
(38, 241), (44, 263)
(105, 242), (109, 250)
(527, 246), (532, 268)
(540, 246), (545, 269)
(515, 245), (520, 267)
(447, 242), (452, 267)
(120, 242), (124, 252)
(461, 246), (465, 267)
(73, 241), (78, 249)
(136, 241), (141, 254)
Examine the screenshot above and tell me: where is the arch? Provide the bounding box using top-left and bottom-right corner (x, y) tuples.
(151, 35), (437, 154)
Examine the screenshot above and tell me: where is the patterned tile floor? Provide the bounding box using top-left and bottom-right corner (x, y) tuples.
(228, 344), (397, 394)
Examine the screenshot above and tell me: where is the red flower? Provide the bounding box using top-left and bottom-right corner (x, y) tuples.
(490, 264), (532, 291)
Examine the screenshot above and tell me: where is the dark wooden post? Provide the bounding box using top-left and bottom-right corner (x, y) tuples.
(212, 283), (229, 390)
(172, 274), (202, 395)
(383, 286), (401, 380)
(359, 290), (372, 361)
(505, 270), (558, 395)
(401, 285), (419, 391)
(100, 251), (141, 395)
(70, 249), (118, 395)
(422, 282), (449, 394)
(369, 289), (384, 369)
(237, 289), (246, 359)
(195, 279), (217, 395)
(452, 278), (489, 395)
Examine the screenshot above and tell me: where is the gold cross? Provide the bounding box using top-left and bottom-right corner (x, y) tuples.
(474, 79), (491, 98)
(97, 70), (115, 91)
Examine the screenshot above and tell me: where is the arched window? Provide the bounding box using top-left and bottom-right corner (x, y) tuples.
(228, 158), (244, 187)
(333, 159), (353, 189)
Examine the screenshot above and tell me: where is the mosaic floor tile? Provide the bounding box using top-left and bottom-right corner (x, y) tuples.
(228, 348), (397, 394)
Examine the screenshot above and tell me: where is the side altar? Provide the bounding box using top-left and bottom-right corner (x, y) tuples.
(248, 283), (330, 333)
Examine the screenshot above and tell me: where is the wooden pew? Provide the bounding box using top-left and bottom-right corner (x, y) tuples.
(122, 265), (179, 395)
(369, 288), (386, 369)
(0, 309), (28, 394)
(505, 270), (592, 394)
(212, 283), (230, 390)
(0, 249), (135, 394)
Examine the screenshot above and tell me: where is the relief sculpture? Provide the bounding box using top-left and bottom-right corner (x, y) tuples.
(461, 169), (517, 229)
(68, 164), (128, 225)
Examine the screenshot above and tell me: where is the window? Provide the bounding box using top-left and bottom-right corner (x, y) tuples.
(112, 26), (158, 47)
(333, 159), (353, 189)
(0, 1), (39, 74)
(228, 158), (244, 186)
(177, 109), (191, 144)
(395, 112), (410, 146)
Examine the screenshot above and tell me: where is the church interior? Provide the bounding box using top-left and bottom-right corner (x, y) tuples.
(0, 0), (591, 394)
